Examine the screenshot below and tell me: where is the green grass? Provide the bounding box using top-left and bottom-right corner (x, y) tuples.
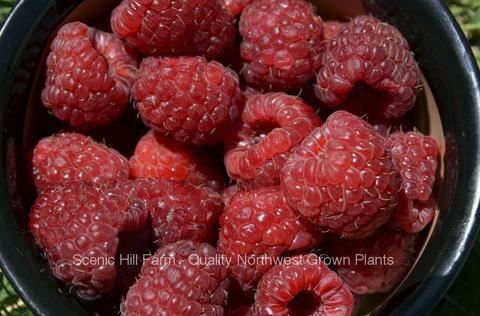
(0, 1), (479, 315)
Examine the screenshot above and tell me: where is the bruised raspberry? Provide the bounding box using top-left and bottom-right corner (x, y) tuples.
(315, 15), (419, 119)
(255, 254), (354, 315)
(32, 132), (129, 192)
(326, 230), (417, 294)
(224, 93), (322, 187)
(239, 0), (324, 91)
(133, 56), (242, 145)
(130, 130), (225, 191)
(135, 178), (224, 247)
(218, 186), (321, 291)
(121, 240), (229, 315)
(388, 197), (436, 233)
(281, 111), (400, 239)
(111, 0), (235, 59)
(29, 181), (149, 300)
(387, 131), (439, 201)
(42, 22), (137, 128)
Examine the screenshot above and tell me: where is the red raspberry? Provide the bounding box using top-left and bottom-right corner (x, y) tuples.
(323, 21), (344, 40)
(32, 132), (129, 192)
(225, 93), (322, 187)
(42, 22), (137, 128)
(255, 254), (354, 315)
(29, 181), (149, 300)
(111, 0), (235, 59)
(388, 197), (436, 233)
(130, 130), (225, 191)
(281, 111), (400, 239)
(239, 0), (324, 91)
(387, 131), (439, 201)
(221, 0), (254, 17)
(218, 186), (321, 291)
(315, 15), (419, 119)
(135, 178), (224, 247)
(326, 231), (416, 294)
(133, 56), (242, 145)
(121, 240), (229, 315)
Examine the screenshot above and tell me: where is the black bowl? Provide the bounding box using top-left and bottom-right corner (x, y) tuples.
(0, 0), (479, 315)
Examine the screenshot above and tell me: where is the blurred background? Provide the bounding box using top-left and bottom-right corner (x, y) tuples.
(0, 0), (479, 315)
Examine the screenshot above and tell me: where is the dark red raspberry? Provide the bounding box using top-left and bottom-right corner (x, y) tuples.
(221, 0), (254, 17)
(135, 178), (224, 247)
(130, 130), (225, 191)
(387, 131), (439, 201)
(29, 181), (149, 300)
(111, 0), (235, 59)
(323, 20), (344, 40)
(32, 132), (129, 192)
(225, 93), (322, 187)
(133, 56), (242, 145)
(121, 240), (229, 315)
(239, 0), (324, 91)
(315, 15), (419, 119)
(255, 254), (354, 315)
(218, 186), (321, 291)
(388, 197), (436, 233)
(42, 22), (137, 128)
(326, 231), (417, 294)
(281, 111), (400, 239)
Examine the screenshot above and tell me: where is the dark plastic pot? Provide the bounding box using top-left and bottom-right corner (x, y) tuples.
(0, 0), (479, 315)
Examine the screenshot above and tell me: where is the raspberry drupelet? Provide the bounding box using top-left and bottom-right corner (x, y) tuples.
(255, 254), (354, 315)
(121, 240), (229, 315)
(29, 180), (149, 300)
(315, 15), (420, 119)
(326, 230), (417, 294)
(323, 20), (345, 40)
(135, 178), (224, 247)
(239, 0), (324, 91)
(42, 22), (137, 128)
(224, 92), (322, 188)
(130, 130), (225, 191)
(32, 132), (129, 192)
(221, 0), (255, 17)
(133, 56), (242, 145)
(111, 0), (235, 59)
(217, 186), (321, 291)
(281, 111), (400, 239)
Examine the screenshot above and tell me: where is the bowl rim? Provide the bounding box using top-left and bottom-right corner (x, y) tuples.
(0, 0), (479, 315)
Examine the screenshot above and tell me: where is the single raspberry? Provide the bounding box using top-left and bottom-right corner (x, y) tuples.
(255, 254), (354, 315)
(111, 0), (235, 59)
(315, 15), (419, 119)
(133, 56), (242, 145)
(388, 197), (436, 233)
(42, 22), (137, 128)
(135, 178), (224, 247)
(225, 93), (322, 187)
(323, 21), (344, 40)
(221, 0), (254, 17)
(32, 132), (129, 192)
(387, 131), (439, 201)
(326, 231), (417, 294)
(130, 130), (225, 191)
(29, 181), (149, 300)
(239, 0), (324, 91)
(218, 186), (321, 291)
(121, 240), (229, 315)
(281, 111), (400, 239)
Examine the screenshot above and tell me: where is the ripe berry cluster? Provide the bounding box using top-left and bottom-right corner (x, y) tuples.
(29, 0), (440, 315)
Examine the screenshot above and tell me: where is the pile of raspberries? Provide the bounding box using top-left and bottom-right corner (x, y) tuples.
(30, 0), (440, 315)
